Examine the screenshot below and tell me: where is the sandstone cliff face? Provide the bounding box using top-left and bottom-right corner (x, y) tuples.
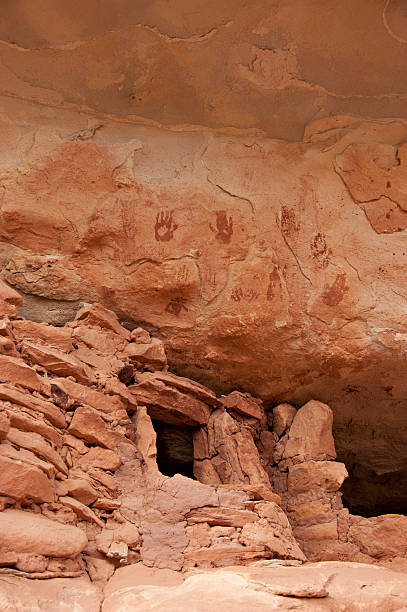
(1, 0), (407, 527)
(0, 287), (406, 582)
(1, 0), (407, 139)
(1, 2), (407, 609)
(1, 112), (407, 514)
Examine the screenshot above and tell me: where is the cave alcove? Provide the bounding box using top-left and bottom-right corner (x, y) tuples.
(340, 459), (407, 518)
(152, 420), (195, 479)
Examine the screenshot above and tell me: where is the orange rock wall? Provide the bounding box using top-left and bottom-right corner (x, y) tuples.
(1, 294), (406, 578)
(1, 0), (407, 139)
(1, 1), (407, 513)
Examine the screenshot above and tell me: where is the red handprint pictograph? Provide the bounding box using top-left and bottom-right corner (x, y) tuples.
(245, 288), (259, 301)
(231, 287), (259, 302)
(311, 232), (331, 268)
(165, 297), (189, 316)
(280, 206), (299, 236)
(231, 287), (243, 302)
(155, 210), (178, 242)
(210, 211), (233, 244)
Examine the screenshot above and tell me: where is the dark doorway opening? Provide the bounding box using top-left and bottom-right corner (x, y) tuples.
(152, 420), (195, 478)
(340, 461), (407, 517)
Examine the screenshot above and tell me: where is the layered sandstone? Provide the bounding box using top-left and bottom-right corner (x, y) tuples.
(0, 2), (407, 608)
(0, 286), (406, 585)
(2, 109), (407, 516)
(0, 290), (306, 577)
(1, 1), (407, 518)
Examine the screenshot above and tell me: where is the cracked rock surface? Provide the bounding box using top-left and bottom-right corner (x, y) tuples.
(0, 287), (406, 607)
(2, 562), (407, 611)
(1, 0), (407, 562)
(1, 111), (407, 513)
(1, 0), (407, 139)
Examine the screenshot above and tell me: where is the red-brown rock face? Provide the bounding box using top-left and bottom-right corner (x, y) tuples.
(1, 113), (407, 514)
(1, 0), (407, 139)
(1, 0), (407, 519)
(0, 293), (406, 575)
(0, 288), (405, 612)
(0, 3), (407, 608)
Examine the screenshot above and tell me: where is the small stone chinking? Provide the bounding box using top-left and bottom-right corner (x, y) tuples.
(0, 280), (406, 599)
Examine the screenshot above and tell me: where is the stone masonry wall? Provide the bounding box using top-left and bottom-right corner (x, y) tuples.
(0, 279), (406, 582)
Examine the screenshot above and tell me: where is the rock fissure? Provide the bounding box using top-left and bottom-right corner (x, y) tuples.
(277, 217), (313, 286)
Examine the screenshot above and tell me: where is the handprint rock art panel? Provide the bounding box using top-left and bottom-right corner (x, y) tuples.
(165, 297), (189, 316)
(231, 287), (259, 302)
(155, 210), (178, 242)
(210, 211), (233, 244)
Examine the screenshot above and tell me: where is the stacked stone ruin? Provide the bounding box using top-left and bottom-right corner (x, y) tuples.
(0, 279), (406, 581)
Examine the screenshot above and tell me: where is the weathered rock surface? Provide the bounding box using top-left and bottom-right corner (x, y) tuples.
(0, 285), (405, 608)
(0, 509), (88, 558)
(288, 461), (348, 495)
(0, 575), (101, 611)
(1, 561), (406, 611)
(0, 298), (314, 580)
(2, 109), (407, 515)
(0, 0), (407, 515)
(101, 562), (407, 611)
(0, 0), (407, 141)
(0, 3), (407, 606)
(348, 514), (407, 560)
(0, 453), (55, 503)
(0, 294), (405, 579)
(283, 401), (336, 462)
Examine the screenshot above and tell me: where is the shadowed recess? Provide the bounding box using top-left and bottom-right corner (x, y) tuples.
(152, 420), (195, 478)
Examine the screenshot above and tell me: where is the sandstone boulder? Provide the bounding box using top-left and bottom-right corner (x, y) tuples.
(0, 509), (87, 557)
(201, 408), (271, 488)
(130, 374), (211, 426)
(288, 461), (348, 494)
(0, 455), (55, 502)
(272, 404), (297, 437)
(348, 514), (407, 559)
(64, 478), (99, 505)
(150, 372), (221, 407)
(52, 377), (129, 418)
(221, 391), (263, 420)
(283, 401), (336, 462)
(69, 406), (124, 449)
(21, 341), (96, 385)
(60, 496), (104, 527)
(125, 338), (167, 369)
(11, 319), (74, 352)
(240, 519), (306, 562)
(0, 355), (43, 392)
(75, 304), (130, 340)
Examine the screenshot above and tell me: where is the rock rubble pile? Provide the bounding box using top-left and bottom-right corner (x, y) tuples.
(0, 279), (406, 583)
